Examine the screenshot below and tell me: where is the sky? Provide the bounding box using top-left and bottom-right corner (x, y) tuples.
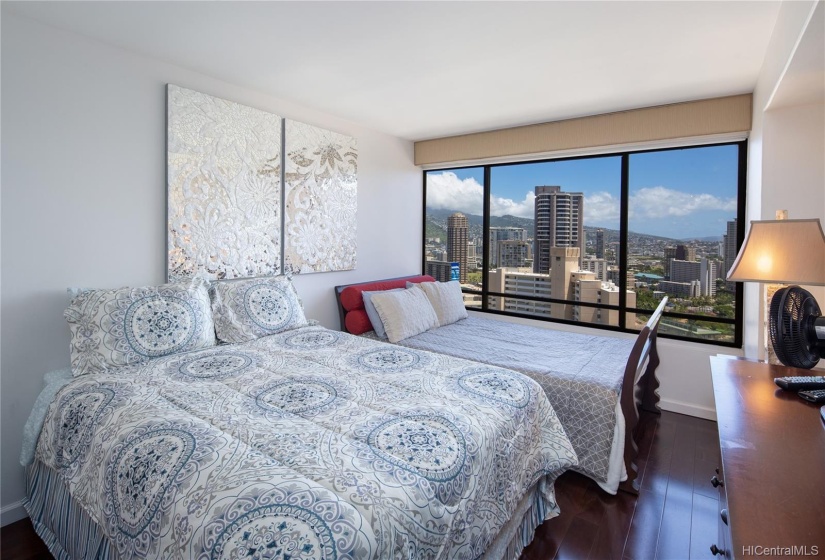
(426, 144), (740, 239)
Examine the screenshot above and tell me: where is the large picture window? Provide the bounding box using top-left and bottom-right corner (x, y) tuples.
(422, 141), (746, 346)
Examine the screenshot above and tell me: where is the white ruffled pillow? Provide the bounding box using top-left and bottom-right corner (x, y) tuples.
(65, 278), (216, 376)
(369, 286), (438, 343)
(414, 281), (468, 327)
(211, 276), (308, 343)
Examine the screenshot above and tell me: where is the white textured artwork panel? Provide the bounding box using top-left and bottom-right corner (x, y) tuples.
(284, 120), (358, 274)
(167, 84), (282, 281)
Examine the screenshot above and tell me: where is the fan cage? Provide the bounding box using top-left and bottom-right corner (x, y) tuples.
(769, 286), (822, 369)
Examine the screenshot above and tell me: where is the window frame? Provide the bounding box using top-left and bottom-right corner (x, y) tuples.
(421, 139), (747, 348)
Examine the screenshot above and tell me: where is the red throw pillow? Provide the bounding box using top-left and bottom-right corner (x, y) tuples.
(345, 309), (373, 335)
(339, 276), (435, 311)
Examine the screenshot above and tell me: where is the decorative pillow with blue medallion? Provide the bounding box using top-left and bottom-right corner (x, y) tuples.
(65, 278), (216, 377)
(211, 275), (308, 343)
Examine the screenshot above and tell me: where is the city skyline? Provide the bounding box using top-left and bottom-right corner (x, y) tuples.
(426, 144), (739, 239)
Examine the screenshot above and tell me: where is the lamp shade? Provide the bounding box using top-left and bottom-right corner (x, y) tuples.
(726, 219), (825, 285)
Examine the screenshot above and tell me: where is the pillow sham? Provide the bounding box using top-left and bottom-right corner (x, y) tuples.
(362, 288), (404, 339)
(211, 275), (308, 343)
(415, 280), (468, 327)
(64, 278), (216, 377)
(369, 285), (438, 343)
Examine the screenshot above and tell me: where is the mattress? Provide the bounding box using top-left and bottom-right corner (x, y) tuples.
(27, 325), (577, 559)
(387, 316), (636, 493)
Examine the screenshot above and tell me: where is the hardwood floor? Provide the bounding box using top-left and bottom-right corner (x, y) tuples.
(0, 517), (51, 560)
(0, 410), (720, 560)
(523, 410), (721, 560)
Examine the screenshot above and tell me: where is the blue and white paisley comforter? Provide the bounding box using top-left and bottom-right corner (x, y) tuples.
(34, 326), (577, 559)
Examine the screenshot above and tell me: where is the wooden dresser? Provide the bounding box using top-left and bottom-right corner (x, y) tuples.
(710, 356), (825, 559)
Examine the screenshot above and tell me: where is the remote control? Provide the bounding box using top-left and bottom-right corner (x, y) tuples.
(773, 376), (825, 391)
(798, 389), (825, 404)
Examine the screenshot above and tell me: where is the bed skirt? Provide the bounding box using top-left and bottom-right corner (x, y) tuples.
(24, 458), (560, 560)
(483, 476), (561, 560)
(24, 460), (116, 560)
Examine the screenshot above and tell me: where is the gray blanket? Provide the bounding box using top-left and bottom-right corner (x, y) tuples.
(395, 316), (636, 485)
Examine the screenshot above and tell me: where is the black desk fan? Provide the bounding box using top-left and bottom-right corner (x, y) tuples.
(770, 286), (825, 369)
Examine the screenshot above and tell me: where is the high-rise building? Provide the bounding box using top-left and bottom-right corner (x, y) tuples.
(595, 229), (605, 259)
(663, 244), (697, 278)
(425, 260), (453, 283)
(488, 268), (552, 317)
(467, 240), (478, 270)
(488, 227), (527, 268)
(606, 266), (635, 291)
(533, 186), (584, 273)
(549, 247), (580, 319)
(487, 247), (633, 328)
(498, 240), (531, 268)
(447, 212), (469, 283)
(582, 256), (608, 281)
(670, 258), (718, 297)
(658, 280), (701, 298)
(723, 219), (738, 289)
(572, 273), (637, 327)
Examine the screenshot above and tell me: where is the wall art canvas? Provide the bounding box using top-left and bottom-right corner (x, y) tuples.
(167, 85), (282, 281)
(284, 120), (358, 274)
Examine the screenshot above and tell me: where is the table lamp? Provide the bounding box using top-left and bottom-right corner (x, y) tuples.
(726, 218), (825, 369)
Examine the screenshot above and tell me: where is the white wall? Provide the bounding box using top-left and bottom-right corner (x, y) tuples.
(762, 102), (825, 370)
(0, 13), (420, 524)
(746, 0), (822, 360)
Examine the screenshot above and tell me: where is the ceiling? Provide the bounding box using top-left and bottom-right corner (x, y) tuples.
(5, 1), (785, 141)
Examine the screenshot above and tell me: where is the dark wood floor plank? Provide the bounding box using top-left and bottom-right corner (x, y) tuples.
(640, 413), (678, 496)
(554, 516), (599, 560)
(587, 492), (637, 560)
(654, 416), (697, 560)
(691, 419), (722, 500)
(0, 518), (53, 560)
(622, 488), (666, 560)
(689, 493), (720, 559)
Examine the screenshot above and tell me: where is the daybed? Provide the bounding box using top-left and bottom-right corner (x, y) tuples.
(22, 276), (577, 559)
(335, 275), (666, 495)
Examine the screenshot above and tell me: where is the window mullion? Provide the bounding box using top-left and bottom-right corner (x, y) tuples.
(619, 154), (629, 329)
(481, 166), (491, 310)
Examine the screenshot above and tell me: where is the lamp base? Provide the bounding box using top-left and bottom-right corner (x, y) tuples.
(766, 283), (783, 365)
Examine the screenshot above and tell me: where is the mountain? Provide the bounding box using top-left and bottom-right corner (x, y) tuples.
(425, 209), (536, 240)
(682, 235), (723, 242)
(426, 208), (687, 245)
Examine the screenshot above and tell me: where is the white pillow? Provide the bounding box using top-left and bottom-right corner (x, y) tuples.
(369, 286), (438, 343)
(415, 281), (468, 327)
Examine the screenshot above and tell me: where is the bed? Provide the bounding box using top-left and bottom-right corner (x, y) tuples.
(334, 275), (666, 495)
(22, 276), (577, 559)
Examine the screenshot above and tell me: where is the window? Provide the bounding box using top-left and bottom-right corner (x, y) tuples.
(422, 141), (746, 346)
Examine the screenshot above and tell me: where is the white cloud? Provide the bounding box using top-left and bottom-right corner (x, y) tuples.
(584, 191), (620, 223)
(491, 191), (534, 218)
(428, 174), (735, 223)
(427, 172), (535, 218)
(630, 186), (736, 218)
(426, 172), (484, 215)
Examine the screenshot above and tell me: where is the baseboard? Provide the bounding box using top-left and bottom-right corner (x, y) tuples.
(659, 398), (717, 421)
(1, 500), (27, 527)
